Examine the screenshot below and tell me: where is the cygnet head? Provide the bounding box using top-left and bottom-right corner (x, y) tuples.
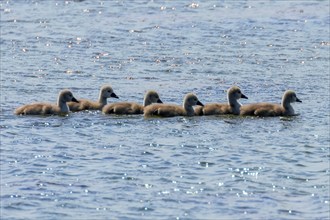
(147, 90), (162, 103)
(228, 86), (248, 100)
(283, 90), (302, 103)
(101, 85), (119, 99)
(184, 93), (204, 107)
(59, 89), (79, 103)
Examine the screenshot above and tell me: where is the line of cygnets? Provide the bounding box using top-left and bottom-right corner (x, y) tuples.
(14, 85), (301, 117)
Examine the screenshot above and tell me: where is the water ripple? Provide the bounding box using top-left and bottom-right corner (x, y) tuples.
(1, 1), (329, 219)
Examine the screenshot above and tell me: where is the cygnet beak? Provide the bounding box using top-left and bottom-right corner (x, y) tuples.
(197, 100), (204, 106)
(72, 97), (79, 103)
(241, 93), (248, 99)
(111, 93), (119, 99)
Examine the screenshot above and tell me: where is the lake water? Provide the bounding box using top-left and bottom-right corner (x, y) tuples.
(1, 1), (329, 219)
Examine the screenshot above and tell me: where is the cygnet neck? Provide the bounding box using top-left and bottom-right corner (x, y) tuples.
(183, 100), (194, 116)
(58, 97), (69, 112)
(282, 95), (294, 115)
(143, 95), (152, 107)
(228, 93), (241, 114)
(98, 92), (108, 105)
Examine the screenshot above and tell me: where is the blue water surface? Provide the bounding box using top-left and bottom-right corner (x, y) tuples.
(1, 1), (329, 219)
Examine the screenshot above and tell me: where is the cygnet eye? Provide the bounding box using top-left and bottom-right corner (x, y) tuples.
(108, 90), (111, 93)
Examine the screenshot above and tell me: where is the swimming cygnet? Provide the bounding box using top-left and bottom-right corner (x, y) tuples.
(195, 86), (248, 116)
(144, 93), (204, 117)
(102, 90), (163, 114)
(68, 85), (118, 111)
(240, 90), (302, 117)
(14, 89), (79, 115)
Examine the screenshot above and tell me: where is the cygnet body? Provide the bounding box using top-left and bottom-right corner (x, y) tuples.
(195, 86), (248, 116)
(144, 93), (204, 117)
(14, 89), (79, 115)
(68, 85), (118, 111)
(102, 90), (162, 114)
(240, 90), (301, 117)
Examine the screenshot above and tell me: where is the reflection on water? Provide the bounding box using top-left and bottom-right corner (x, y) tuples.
(1, 0), (329, 219)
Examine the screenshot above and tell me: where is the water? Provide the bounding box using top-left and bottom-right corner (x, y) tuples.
(1, 1), (329, 219)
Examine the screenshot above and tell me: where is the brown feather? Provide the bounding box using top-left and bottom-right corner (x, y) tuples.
(14, 89), (78, 116)
(240, 90), (301, 117)
(102, 102), (143, 114)
(194, 86), (248, 116)
(68, 85), (118, 111)
(144, 93), (203, 117)
(102, 90), (162, 115)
